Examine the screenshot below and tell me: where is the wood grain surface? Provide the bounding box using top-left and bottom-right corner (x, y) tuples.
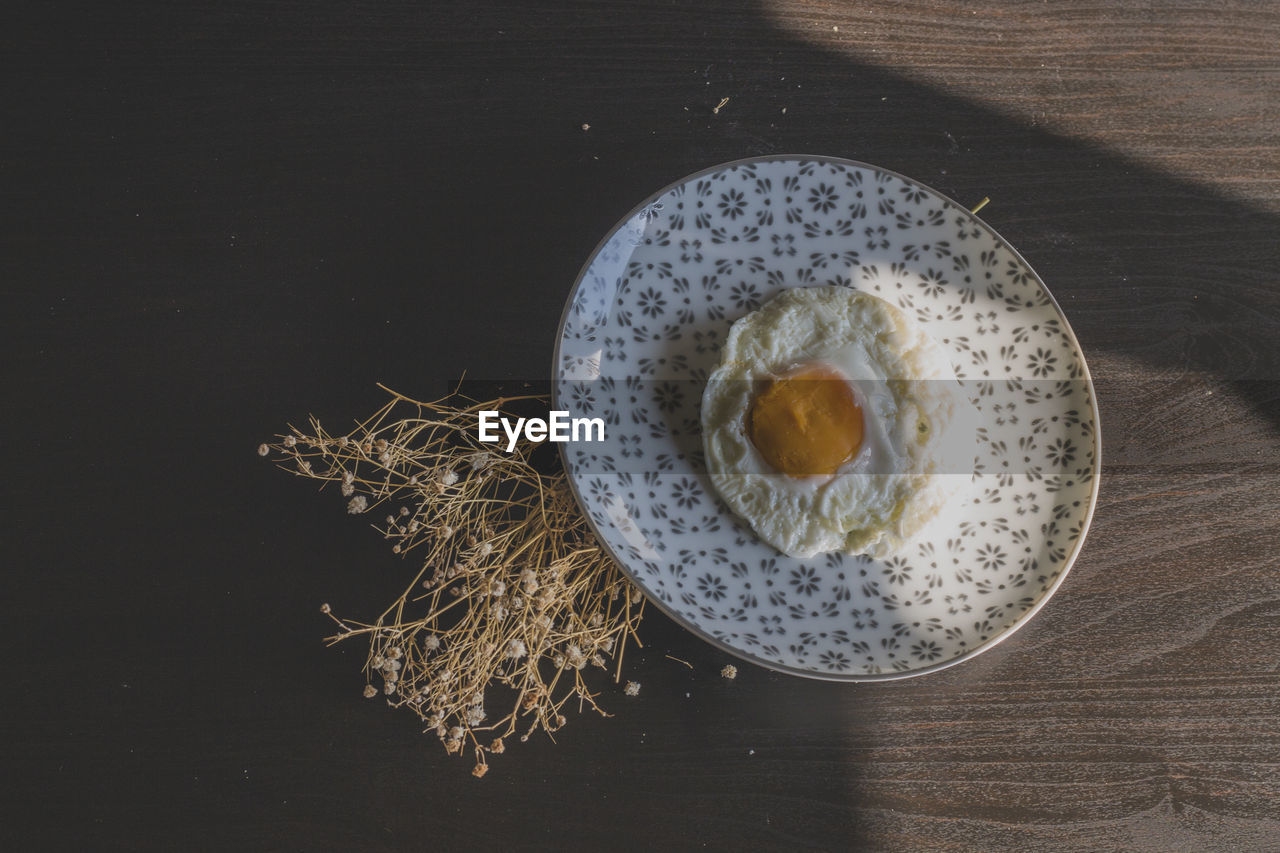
(5, 1), (1279, 850)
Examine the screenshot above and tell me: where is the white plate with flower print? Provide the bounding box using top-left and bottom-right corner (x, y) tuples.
(552, 155), (1099, 681)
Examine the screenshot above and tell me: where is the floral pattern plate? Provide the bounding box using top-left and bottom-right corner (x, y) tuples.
(552, 155), (1099, 680)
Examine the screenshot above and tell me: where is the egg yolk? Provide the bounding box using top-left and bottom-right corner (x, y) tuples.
(747, 364), (864, 477)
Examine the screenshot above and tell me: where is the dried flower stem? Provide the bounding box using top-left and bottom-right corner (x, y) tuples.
(263, 383), (644, 775)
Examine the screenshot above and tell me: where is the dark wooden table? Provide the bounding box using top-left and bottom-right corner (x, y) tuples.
(7, 1), (1280, 850)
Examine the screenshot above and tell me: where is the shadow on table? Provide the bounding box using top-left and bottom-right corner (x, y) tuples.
(8, 0), (1279, 847)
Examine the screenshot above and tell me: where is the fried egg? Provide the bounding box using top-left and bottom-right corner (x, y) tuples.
(701, 285), (974, 558)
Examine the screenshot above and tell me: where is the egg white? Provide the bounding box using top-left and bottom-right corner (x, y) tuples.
(701, 286), (974, 559)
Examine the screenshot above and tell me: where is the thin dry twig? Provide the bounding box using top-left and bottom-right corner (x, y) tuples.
(261, 385), (645, 776)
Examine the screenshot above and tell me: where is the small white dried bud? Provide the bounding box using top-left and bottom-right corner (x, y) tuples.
(387, 646), (402, 660)
(408, 474), (419, 486)
(590, 613), (603, 627)
(384, 680), (397, 696)
(441, 525), (456, 539)
(507, 639), (528, 659)
(379, 451), (393, 466)
(720, 664), (738, 680)
(283, 435), (297, 448)
(511, 595), (524, 609)
(347, 495), (368, 514)
(423, 634), (441, 651)
(520, 568), (539, 594)
(371, 655), (385, 669)
(490, 604), (507, 621)
(320, 602), (331, 614)
(591, 653), (605, 668)
(257, 443), (269, 457)
(439, 468), (459, 486)
(624, 681), (641, 696)
(362, 684), (378, 699)
(490, 579), (505, 597)
(340, 482), (355, 497)
(342, 470), (354, 485)
(478, 542), (494, 558)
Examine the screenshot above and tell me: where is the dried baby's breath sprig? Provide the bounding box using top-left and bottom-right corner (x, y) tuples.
(262, 383), (644, 776)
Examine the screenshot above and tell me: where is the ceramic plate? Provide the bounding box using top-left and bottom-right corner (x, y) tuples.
(552, 155), (1099, 680)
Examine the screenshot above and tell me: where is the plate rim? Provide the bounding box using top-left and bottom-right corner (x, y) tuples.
(551, 153), (1102, 682)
